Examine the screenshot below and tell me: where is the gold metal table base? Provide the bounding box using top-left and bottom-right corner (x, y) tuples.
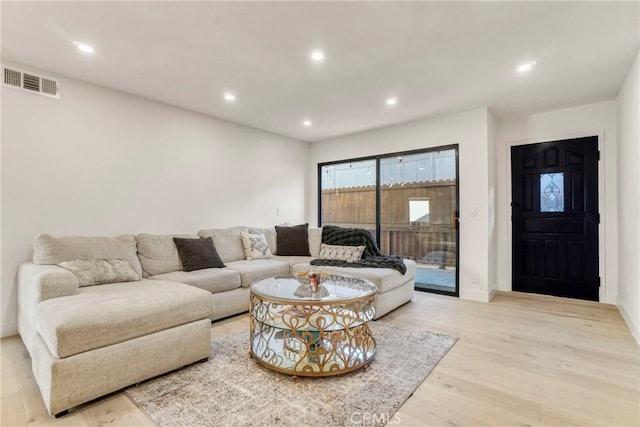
(249, 292), (377, 377)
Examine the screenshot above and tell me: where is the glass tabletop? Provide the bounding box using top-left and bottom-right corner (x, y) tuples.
(251, 274), (376, 303)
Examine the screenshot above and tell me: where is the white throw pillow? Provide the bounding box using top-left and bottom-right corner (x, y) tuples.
(318, 244), (365, 263)
(240, 232), (273, 260)
(58, 259), (139, 287)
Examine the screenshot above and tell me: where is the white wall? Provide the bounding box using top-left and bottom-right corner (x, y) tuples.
(495, 101), (618, 304)
(616, 52), (639, 344)
(487, 109), (498, 296)
(306, 108), (495, 302)
(1, 65), (309, 337)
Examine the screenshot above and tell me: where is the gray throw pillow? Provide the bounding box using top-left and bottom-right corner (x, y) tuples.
(275, 223), (310, 256)
(58, 259), (139, 287)
(173, 237), (225, 271)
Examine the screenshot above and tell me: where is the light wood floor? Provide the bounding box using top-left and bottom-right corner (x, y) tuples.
(2, 291), (639, 426)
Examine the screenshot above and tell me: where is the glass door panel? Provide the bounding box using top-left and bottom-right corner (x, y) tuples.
(320, 160), (377, 239)
(379, 149), (458, 294)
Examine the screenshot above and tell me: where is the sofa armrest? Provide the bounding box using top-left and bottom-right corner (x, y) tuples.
(18, 263), (79, 304)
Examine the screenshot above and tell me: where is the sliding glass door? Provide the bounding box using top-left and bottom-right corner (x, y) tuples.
(379, 149), (458, 294)
(318, 146), (459, 296)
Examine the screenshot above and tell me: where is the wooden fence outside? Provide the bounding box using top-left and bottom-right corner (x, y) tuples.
(321, 181), (457, 266)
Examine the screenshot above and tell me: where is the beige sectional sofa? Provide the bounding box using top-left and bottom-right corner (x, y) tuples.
(17, 225), (415, 417)
(18, 234), (213, 417)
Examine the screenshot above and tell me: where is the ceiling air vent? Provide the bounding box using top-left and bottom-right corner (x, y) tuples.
(23, 73), (40, 92)
(2, 66), (59, 99)
(4, 68), (21, 87)
(42, 77), (58, 96)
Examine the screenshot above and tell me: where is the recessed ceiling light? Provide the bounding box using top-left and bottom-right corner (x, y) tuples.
(223, 92), (236, 101)
(386, 97), (398, 106)
(517, 61), (537, 72)
(310, 50), (325, 62)
(303, 120), (312, 127)
(72, 41), (94, 54)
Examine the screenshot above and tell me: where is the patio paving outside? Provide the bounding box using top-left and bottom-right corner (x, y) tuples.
(415, 265), (456, 293)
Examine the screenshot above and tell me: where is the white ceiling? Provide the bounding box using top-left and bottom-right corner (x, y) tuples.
(2, 2), (638, 142)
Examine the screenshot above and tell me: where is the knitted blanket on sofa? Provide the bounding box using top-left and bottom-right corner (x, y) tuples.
(310, 225), (407, 275)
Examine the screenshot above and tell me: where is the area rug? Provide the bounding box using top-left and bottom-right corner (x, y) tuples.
(125, 321), (457, 427)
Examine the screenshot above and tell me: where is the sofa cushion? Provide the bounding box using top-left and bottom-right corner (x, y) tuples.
(271, 255), (316, 269)
(36, 280), (213, 358)
(275, 224), (310, 256)
(197, 226), (248, 263)
(148, 268), (241, 294)
(173, 237), (225, 271)
(136, 233), (197, 277)
(309, 227), (323, 257)
(291, 259), (416, 294)
(225, 259), (290, 288)
(33, 233), (143, 279)
(57, 259), (139, 287)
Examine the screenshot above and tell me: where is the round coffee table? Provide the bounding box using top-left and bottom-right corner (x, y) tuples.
(249, 274), (377, 377)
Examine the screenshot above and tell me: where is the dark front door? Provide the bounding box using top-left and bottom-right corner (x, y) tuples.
(511, 136), (599, 301)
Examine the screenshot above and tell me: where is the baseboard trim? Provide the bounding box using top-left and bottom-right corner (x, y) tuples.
(617, 303), (639, 346)
(459, 288), (494, 303)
